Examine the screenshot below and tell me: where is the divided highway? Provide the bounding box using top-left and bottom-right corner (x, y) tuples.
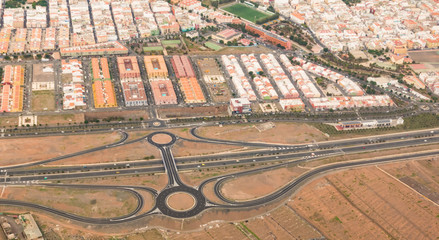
(1, 129), (439, 223)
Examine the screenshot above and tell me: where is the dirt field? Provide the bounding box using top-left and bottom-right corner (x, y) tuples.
(197, 122), (329, 144)
(46, 141), (159, 166)
(0, 116), (18, 127)
(37, 113), (85, 125)
(84, 110), (149, 121)
(1, 186), (138, 218)
(220, 166), (308, 201)
(243, 205), (322, 240)
(409, 50), (439, 63)
(151, 134), (172, 144)
(167, 192), (195, 211)
(0, 132), (121, 166)
(31, 90), (55, 112)
(157, 105), (228, 118)
(172, 139), (245, 157)
(292, 163), (439, 239)
(58, 173), (168, 191)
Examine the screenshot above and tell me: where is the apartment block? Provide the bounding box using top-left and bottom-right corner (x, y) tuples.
(0, 65), (24, 113)
(144, 55), (168, 79)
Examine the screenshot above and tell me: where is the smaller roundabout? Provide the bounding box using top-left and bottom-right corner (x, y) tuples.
(147, 132), (177, 147)
(156, 186), (206, 218)
(166, 192), (196, 212)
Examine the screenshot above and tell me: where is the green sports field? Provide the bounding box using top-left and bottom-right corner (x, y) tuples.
(205, 42), (223, 51)
(222, 3), (270, 23)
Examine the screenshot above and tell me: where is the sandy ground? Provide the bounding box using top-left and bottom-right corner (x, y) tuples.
(292, 163), (439, 239)
(172, 139), (246, 157)
(57, 173), (169, 191)
(151, 134), (172, 144)
(0, 132), (121, 166)
(220, 166), (308, 201)
(244, 205), (322, 240)
(167, 192), (195, 211)
(197, 122), (329, 144)
(37, 113), (85, 125)
(1, 186), (138, 218)
(46, 140), (160, 166)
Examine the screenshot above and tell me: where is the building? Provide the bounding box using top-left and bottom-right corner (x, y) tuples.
(32, 64), (55, 91)
(61, 59), (86, 110)
(117, 56), (141, 79)
(334, 118), (404, 131)
(229, 98), (251, 114)
(19, 214), (44, 240)
(179, 77), (205, 103)
(121, 82), (148, 107)
(150, 79), (177, 105)
(60, 41), (128, 57)
(212, 29), (242, 43)
(91, 58), (117, 108)
(171, 55), (195, 79)
(0, 65), (24, 112)
(245, 24), (292, 50)
(403, 75), (425, 89)
(144, 55), (168, 79)
(279, 99), (305, 111)
(117, 56), (148, 107)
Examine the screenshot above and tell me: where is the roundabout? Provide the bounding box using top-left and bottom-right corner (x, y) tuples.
(146, 131), (177, 147)
(166, 192), (196, 212)
(156, 186), (206, 218)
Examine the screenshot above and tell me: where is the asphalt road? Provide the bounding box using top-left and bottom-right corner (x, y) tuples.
(2, 128), (439, 222)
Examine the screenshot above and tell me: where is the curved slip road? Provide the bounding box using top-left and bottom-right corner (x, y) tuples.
(0, 183), (158, 224)
(207, 149), (439, 207)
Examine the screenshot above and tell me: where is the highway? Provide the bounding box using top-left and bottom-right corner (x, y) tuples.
(4, 128), (439, 181)
(1, 129), (439, 222)
(207, 149), (439, 207)
(0, 183), (157, 224)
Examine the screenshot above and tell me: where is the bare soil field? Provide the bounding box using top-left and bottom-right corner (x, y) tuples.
(408, 50), (439, 63)
(0, 132), (121, 166)
(0, 116), (18, 127)
(47, 140), (159, 166)
(180, 162), (271, 187)
(380, 158), (439, 203)
(31, 90), (55, 111)
(157, 105), (228, 118)
(197, 122), (329, 144)
(1, 186), (138, 218)
(151, 133), (172, 144)
(57, 173), (168, 191)
(244, 205), (322, 239)
(37, 113), (85, 125)
(84, 110), (148, 121)
(167, 192), (195, 211)
(167, 221), (248, 240)
(292, 164), (439, 239)
(220, 166), (308, 201)
(172, 139), (245, 157)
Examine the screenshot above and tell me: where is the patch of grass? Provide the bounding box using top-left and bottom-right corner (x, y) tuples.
(143, 46), (164, 52)
(162, 40), (181, 45)
(204, 42), (223, 51)
(332, 216), (342, 223)
(222, 3), (269, 23)
(240, 223), (261, 240)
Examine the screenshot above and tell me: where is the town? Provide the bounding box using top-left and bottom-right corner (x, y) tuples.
(0, 0), (439, 239)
